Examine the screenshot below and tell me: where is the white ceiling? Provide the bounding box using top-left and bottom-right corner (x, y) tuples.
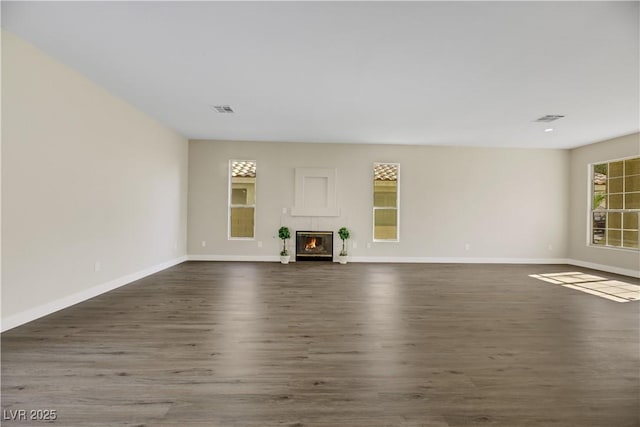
(2, 1), (639, 149)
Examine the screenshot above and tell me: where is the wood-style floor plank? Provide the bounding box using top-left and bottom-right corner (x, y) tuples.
(2, 262), (639, 426)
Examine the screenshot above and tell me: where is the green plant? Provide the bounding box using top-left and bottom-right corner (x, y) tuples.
(594, 164), (607, 174)
(593, 192), (606, 209)
(278, 226), (291, 256)
(338, 227), (350, 256)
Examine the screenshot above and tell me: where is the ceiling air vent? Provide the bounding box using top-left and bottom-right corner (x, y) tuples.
(535, 115), (565, 123)
(211, 105), (234, 113)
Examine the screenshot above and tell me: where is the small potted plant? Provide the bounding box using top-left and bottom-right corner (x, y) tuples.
(338, 227), (350, 264)
(278, 226), (291, 264)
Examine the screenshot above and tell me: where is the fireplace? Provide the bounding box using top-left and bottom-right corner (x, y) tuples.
(296, 231), (333, 261)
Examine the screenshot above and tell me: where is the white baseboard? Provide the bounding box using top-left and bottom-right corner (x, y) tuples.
(188, 255), (569, 264)
(349, 256), (569, 264)
(567, 259), (640, 278)
(1, 256), (188, 333)
(188, 255), (280, 262)
(187, 256), (638, 279)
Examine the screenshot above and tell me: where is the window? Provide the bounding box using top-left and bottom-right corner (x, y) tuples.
(373, 163), (399, 241)
(591, 157), (639, 250)
(229, 160), (256, 239)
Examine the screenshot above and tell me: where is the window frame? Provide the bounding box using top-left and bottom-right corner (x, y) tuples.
(587, 155), (639, 252)
(228, 160), (257, 240)
(372, 162), (400, 243)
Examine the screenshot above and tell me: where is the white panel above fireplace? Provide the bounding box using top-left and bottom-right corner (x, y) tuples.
(291, 167), (341, 217)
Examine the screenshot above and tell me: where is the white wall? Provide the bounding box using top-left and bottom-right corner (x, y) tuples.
(188, 140), (570, 262)
(1, 31), (189, 330)
(568, 132), (640, 277)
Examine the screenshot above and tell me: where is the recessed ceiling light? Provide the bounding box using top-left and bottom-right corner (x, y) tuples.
(211, 105), (234, 113)
(545, 128), (554, 132)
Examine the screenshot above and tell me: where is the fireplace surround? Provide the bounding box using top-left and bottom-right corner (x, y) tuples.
(295, 231), (333, 261)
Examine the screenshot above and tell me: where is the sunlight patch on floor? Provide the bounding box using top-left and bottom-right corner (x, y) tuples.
(529, 272), (640, 303)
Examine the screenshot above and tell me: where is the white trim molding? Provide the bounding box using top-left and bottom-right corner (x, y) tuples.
(189, 255), (639, 278)
(1, 256), (188, 333)
(349, 256), (570, 264)
(189, 255), (572, 265)
(188, 255), (280, 262)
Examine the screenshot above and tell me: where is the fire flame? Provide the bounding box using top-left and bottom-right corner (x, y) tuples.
(305, 237), (318, 250)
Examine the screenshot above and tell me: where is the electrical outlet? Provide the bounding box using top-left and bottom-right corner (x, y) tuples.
(94, 261), (101, 272)
(258, 241), (263, 248)
(548, 244), (553, 251)
(353, 241), (358, 249)
(367, 243), (371, 249)
(282, 207), (287, 214)
(201, 241), (207, 247)
(464, 243), (471, 251)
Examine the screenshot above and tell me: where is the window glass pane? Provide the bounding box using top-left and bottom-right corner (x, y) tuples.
(625, 158), (640, 176)
(592, 210), (607, 245)
(607, 212), (621, 229)
(592, 229), (606, 245)
(230, 182), (255, 205)
(593, 164), (607, 209)
(625, 174), (640, 193)
(593, 192), (607, 209)
(230, 207), (255, 237)
(623, 212), (639, 230)
(608, 177), (623, 194)
(374, 209), (398, 240)
(607, 229), (622, 247)
(622, 230), (639, 249)
(593, 192), (606, 209)
(609, 161), (623, 177)
(625, 192), (640, 210)
(593, 211), (606, 229)
(230, 161), (256, 238)
(231, 188), (248, 205)
(374, 181), (397, 207)
(593, 163), (608, 175)
(609, 194), (623, 209)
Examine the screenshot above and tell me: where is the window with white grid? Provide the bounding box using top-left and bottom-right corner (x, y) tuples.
(590, 157), (639, 250)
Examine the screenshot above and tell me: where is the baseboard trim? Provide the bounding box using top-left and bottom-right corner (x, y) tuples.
(188, 255), (280, 262)
(348, 256), (569, 264)
(1, 256), (188, 333)
(567, 259), (640, 278)
(187, 255), (569, 264)
(185, 256), (639, 279)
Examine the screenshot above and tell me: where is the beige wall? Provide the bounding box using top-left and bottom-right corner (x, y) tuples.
(189, 140), (570, 261)
(1, 31), (189, 327)
(569, 133), (640, 276)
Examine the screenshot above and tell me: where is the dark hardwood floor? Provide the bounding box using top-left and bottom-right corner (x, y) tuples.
(2, 262), (639, 427)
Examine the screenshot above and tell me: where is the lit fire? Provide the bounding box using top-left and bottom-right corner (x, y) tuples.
(305, 237), (318, 250)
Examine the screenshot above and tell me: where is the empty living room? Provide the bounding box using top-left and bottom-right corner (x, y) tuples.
(1, 2), (639, 426)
